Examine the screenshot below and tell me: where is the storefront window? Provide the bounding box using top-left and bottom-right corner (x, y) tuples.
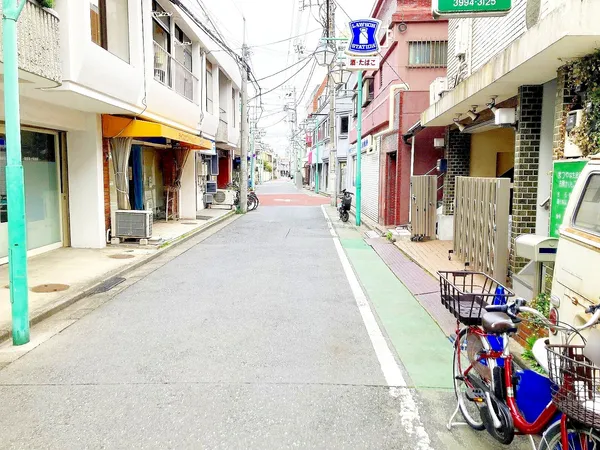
(0, 130), (61, 257)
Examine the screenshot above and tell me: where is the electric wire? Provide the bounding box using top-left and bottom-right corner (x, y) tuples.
(255, 52), (315, 81)
(250, 57), (313, 100)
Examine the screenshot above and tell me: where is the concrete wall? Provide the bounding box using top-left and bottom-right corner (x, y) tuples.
(470, 128), (516, 177)
(67, 114), (106, 248)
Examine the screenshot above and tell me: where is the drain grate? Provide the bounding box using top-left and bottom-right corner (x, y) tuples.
(196, 215), (212, 220)
(90, 277), (126, 294)
(108, 254), (136, 260)
(182, 222), (198, 225)
(31, 283), (70, 293)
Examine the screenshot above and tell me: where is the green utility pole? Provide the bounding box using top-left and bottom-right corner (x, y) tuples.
(355, 71), (363, 226)
(3, 0), (29, 345)
(315, 140), (320, 194)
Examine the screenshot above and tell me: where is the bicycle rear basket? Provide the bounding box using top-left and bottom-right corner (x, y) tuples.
(438, 271), (513, 326)
(547, 344), (600, 428)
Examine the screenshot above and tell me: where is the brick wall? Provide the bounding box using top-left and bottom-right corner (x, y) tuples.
(103, 138), (111, 233)
(510, 85), (543, 276)
(442, 128), (470, 215)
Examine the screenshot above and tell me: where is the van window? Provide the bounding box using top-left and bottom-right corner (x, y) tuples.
(574, 173), (600, 235)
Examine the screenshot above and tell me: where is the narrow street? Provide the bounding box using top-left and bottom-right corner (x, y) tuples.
(0, 180), (527, 449)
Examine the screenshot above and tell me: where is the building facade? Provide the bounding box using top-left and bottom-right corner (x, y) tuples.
(421, 0), (600, 280)
(0, 0), (242, 259)
(348, 0), (448, 226)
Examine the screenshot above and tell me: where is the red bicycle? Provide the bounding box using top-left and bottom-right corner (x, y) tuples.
(439, 270), (600, 449)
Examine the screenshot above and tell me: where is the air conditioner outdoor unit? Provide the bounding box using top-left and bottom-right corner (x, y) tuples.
(114, 210), (153, 239)
(429, 77), (448, 105)
(213, 189), (236, 208)
(206, 181), (218, 193)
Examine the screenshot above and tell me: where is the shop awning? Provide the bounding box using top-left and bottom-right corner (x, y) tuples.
(102, 115), (213, 150)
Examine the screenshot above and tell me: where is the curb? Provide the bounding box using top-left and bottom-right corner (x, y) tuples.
(0, 210), (237, 344)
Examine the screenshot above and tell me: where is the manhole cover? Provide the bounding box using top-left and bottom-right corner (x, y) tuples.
(182, 222), (198, 225)
(31, 284), (70, 293)
(108, 254), (135, 259)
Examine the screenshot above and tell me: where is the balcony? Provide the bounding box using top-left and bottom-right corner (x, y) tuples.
(0, 0), (61, 85)
(153, 42), (198, 104)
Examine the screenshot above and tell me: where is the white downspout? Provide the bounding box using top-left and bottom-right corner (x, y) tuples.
(409, 134), (415, 223)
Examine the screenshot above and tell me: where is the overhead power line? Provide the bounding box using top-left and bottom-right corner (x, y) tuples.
(255, 52), (315, 82)
(250, 57), (313, 100)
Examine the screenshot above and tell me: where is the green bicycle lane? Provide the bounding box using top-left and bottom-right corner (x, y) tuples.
(335, 225), (454, 390)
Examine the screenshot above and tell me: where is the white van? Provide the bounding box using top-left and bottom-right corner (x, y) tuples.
(551, 155), (600, 339)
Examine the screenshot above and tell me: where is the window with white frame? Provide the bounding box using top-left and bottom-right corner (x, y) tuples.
(408, 41), (448, 68)
(340, 116), (349, 135)
(90, 0), (130, 62)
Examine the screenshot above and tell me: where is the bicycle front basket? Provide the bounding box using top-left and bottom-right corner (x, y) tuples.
(547, 344), (600, 428)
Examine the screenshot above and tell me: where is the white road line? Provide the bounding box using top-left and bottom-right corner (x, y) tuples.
(321, 204), (433, 450)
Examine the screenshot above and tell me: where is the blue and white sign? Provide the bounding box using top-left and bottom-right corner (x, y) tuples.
(346, 19), (382, 56)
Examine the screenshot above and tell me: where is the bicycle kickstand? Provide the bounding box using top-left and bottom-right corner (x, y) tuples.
(446, 401), (469, 430)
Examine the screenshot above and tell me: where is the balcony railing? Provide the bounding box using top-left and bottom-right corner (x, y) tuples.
(0, 1), (61, 83)
(153, 42), (199, 104)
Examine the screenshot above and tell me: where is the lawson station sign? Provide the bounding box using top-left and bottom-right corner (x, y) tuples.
(345, 19), (381, 71)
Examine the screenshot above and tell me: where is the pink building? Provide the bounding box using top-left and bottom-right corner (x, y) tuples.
(349, 0), (447, 226)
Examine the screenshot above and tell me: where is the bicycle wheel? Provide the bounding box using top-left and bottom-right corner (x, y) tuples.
(247, 196), (257, 211)
(453, 327), (486, 430)
(251, 193), (259, 207)
(539, 420), (600, 449)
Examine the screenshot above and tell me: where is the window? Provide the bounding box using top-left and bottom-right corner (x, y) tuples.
(573, 173), (600, 235)
(340, 116), (349, 135)
(352, 155), (357, 186)
(206, 61), (213, 113)
(90, 0), (130, 63)
(408, 41), (448, 68)
(352, 94), (358, 117)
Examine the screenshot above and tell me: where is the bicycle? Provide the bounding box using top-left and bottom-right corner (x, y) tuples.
(439, 270), (600, 449)
(226, 183), (258, 211)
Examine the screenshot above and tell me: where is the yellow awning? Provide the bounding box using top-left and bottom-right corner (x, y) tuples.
(102, 115), (213, 150)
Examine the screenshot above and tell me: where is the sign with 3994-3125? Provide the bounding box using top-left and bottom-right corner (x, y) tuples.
(432, 0), (511, 18)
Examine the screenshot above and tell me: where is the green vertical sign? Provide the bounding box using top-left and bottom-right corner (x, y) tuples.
(435, 0), (511, 14)
(550, 160), (588, 238)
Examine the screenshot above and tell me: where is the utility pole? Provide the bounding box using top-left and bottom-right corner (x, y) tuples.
(291, 87), (302, 190)
(326, 0), (337, 206)
(3, 0), (29, 345)
(250, 117), (255, 189)
(239, 17), (249, 212)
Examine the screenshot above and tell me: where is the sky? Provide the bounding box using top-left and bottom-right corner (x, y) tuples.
(198, 0), (372, 156)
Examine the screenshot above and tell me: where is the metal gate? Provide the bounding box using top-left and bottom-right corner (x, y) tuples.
(361, 141), (380, 223)
(410, 175), (437, 241)
(453, 177), (510, 281)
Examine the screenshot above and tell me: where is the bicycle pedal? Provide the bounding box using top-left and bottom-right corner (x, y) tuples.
(466, 388), (485, 403)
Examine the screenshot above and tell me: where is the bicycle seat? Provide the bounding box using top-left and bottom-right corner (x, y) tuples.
(482, 312), (518, 334)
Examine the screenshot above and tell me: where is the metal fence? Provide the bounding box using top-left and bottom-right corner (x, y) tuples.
(153, 42), (198, 104)
(410, 175), (437, 240)
(453, 177), (510, 281)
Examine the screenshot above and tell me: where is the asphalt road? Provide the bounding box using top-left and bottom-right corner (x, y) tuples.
(0, 179), (529, 449)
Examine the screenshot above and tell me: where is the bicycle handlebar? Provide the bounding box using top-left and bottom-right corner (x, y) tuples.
(485, 300), (600, 332)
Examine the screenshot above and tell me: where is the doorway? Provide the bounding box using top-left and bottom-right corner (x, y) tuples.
(0, 127), (63, 261)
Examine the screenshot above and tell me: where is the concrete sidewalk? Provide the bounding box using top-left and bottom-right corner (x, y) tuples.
(0, 209), (235, 343)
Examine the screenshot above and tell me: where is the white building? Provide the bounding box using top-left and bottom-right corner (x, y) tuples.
(0, 0), (241, 260)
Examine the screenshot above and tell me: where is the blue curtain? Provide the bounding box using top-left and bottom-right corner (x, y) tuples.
(131, 145), (144, 210)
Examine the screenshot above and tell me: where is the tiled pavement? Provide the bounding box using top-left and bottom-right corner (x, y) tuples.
(366, 238), (457, 337)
